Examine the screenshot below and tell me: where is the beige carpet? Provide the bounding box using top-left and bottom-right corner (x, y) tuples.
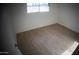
(17, 23), (79, 55)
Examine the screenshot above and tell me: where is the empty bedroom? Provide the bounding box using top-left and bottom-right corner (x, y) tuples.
(1, 3), (79, 55)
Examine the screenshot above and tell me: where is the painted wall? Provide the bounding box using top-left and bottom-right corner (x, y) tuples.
(1, 4), (21, 54)
(57, 4), (79, 33)
(11, 4), (57, 33)
(9, 3), (79, 34)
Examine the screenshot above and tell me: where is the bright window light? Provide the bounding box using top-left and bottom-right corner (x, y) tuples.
(27, 3), (49, 13)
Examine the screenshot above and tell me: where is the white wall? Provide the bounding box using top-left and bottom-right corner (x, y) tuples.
(57, 4), (79, 33)
(11, 4), (57, 33)
(1, 4), (21, 54)
(11, 4), (79, 33)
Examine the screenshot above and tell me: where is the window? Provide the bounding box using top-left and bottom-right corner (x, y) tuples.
(27, 3), (49, 13)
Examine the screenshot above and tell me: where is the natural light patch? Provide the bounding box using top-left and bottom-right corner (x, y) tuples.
(27, 3), (49, 13)
(61, 41), (78, 55)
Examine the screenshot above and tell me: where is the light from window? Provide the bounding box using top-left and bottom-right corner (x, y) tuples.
(27, 3), (49, 13)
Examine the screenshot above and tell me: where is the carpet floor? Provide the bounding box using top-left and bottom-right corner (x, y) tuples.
(17, 23), (79, 55)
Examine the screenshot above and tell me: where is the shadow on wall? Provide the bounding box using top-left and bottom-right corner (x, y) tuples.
(0, 4), (22, 55)
(58, 4), (79, 33)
